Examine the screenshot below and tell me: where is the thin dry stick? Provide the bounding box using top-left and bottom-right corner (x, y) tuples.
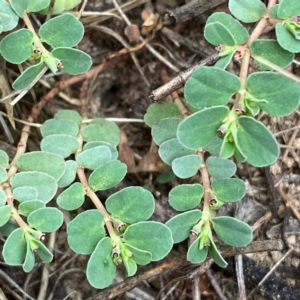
(206, 269), (227, 300)
(192, 276), (201, 300)
(246, 247), (293, 299)
(277, 186), (300, 221)
(235, 255), (247, 300)
(161, 281), (180, 300)
(282, 127), (299, 162)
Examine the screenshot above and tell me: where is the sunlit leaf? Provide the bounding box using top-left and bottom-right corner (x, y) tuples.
(57, 182), (85, 210)
(172, 155), (202, 179)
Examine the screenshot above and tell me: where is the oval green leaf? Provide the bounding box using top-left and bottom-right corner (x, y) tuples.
(0, 205), (11, 227)
(23, 243), (35, 272)
(0, 0), (19, 31)
(0, 149), (9, 168)
(13, 186), (38, 202)
(208, 238), (227, 268)
(204, 22), (236, 46)
(57, 160), (78, 188)
(206, 156), (236, 179)
(152, 118), (182, 145)
(0, 190), (6, 206)
(187, 238), (208, 263)
(57, 182), (85, 210)
(277, 0), (300, 19)
(172, 154), (202, 179)
(67, 210), (105, 254)
(0, 166), (7, 183)
(276, 23), (300, 53)
(54, 109), (82, 126)
(125, 244), (152, 265)
(83, 141), (118, 160)
(27, 0), (50, 12)
(18, 200), (45, 217)
(41, 119), (79, 137)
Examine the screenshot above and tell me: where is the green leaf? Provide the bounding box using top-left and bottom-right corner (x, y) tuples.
(88, 160), (127, 191)
(17, 151), (65, 181)
(0, 29), (33, 63)
(158, 138), (196, 165)
(184, 67), (241, 109)
(152, 118), (182, 145)
(144, 103), (181, 127)
(208, 238), (227, 268)
(156, 170), (175, 183)
(236, 116), (279, 167)
(13, 186), (38, 202)
(276, 23), (300, 53)
(84, 141), (118, 160)
(12, 61), (44, 90)
(18, 200), (45, 217)
(28, 207), (63, 232)
(41, 119), (79, 137)
(87, 237), (116, 289)
(82, 124), (120, 146)
(0, 190), (6, 206)
(166, 210), (202, 243)
(211, 178), (246, 202)
(0, 13), (12, 27)
(277, 0), (300, 19)
(0, 166), (7, 183)
(229, 0), (266, 23)
(41, 134), (79, 158)
(124, 221), (173, 261)
(10, 0), (27, 17)
(187, 238), (208, 263)
(215, 51), (234, 69)
(206, 157), (236, 179)
(123, 256), (137, 277)
(246, 72), (300, 117)
(38, 0), (81, 14)
(269, 5), (279, 18)
(11, 171), (57, 203)
(0, 205), (11, 227)
(3, 228), (27, 265)
(212, 216), (252, 247)
(250, 40), (294, 70)
(67, 210), (105, 254)
(178, 106), (229, 150)
(54, 109), (82, 126)
(23, 242), (35, 272)
(39, 14), (84, 47)
(106, 187), (155, 223)
(0, 218), (18, 237)
(204, 22), (236, 46)
(57, 160), (78, 188)
(169, 184), (203, 211)
(172, 155), (202, 179)
(27, 0), (50, 12)
(0, 0), (19, 31)
(125, 244), (152, 265)
(57, 182), (85, 210)
(51, 48), (92, 75)
(204, 12), (248, 46)
(35, 239), (53, 263)
(76, 145), (111, 170)
(0, 149), (9, 168)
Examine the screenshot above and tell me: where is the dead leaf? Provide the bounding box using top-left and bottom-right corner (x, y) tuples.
(124, 24), (140, 44)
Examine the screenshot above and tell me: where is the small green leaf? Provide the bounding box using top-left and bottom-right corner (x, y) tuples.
(87, 237), (116, 289)
(123, 256), (137, 277)
(276, 23), (300, 53)
(0, 149), (9, 168)
(125, 244), (152, 265)
(57, 182), (85, 210)
(215, 51), (234, 69)
(169, 184), (203, 211)
(184, 67), (241, 109)
(51, 48), (92, 75)
(12, 61), (44, 90)
(0, 1), (19, 32)
(41, 134), (79, 158)
(246, 72), (300, 117)
(106, 187), (155, 223)
(229, 0), (266, 23)
(54, 109), (82, 126)
(18, 200), (45, 216)
(10, 0), (27, 17)
(152, 118), (182, 145)
(156, 170), (176, 183)
(166, 210), (202, 243)
(89, 160), (127, 191)
(158, 138), (196, 165)
(0, 29), (33, 63)
(204, 22), (236, 46)
(277, 0), (300, 19)
(144, 103), (181, 127)
(57, 160), (78, 188)
(172, 155), (202, 179)
(211, 178), (246, 202)
(178, 106), (229, 150)
(35, 239), (53, 263)
(13, 187), (38, 202)
(28, 207), (63, 232)
(237, 116), (279, 167)
(27, 0), (50, 12)
(0, 205), (11, 227)
(41, 119), (79, 137)
(124, 221), (173, 261)
(23, 242), (35, 272)
(0, 218), (18, 237)
(76, 145), (111, 170)
(203, 136), (223, 156)
(82, 124), (120, 146)
(204, 12), (248, 46)
(38, 0), (81, 14)
(83, 141), (118, 160)
(208, 238), (227, 268)
(17, 151), (65, 181)
(0, 166), (7, 183)
(11, 171), (57, 203)
(206, 157), (236, 179)
(0, 13), (12, 27)
(250, 40), (294, 70)
(67, 210), (105, 254)
(39, 14), (84, 47)
(187, 238), (208, 263)
(212, 216), (252, 246)
(3, 228), (27, 265)
(0, 190), (6, 206)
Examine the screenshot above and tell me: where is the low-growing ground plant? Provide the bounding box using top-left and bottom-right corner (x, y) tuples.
(0, 0), (300, 292)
